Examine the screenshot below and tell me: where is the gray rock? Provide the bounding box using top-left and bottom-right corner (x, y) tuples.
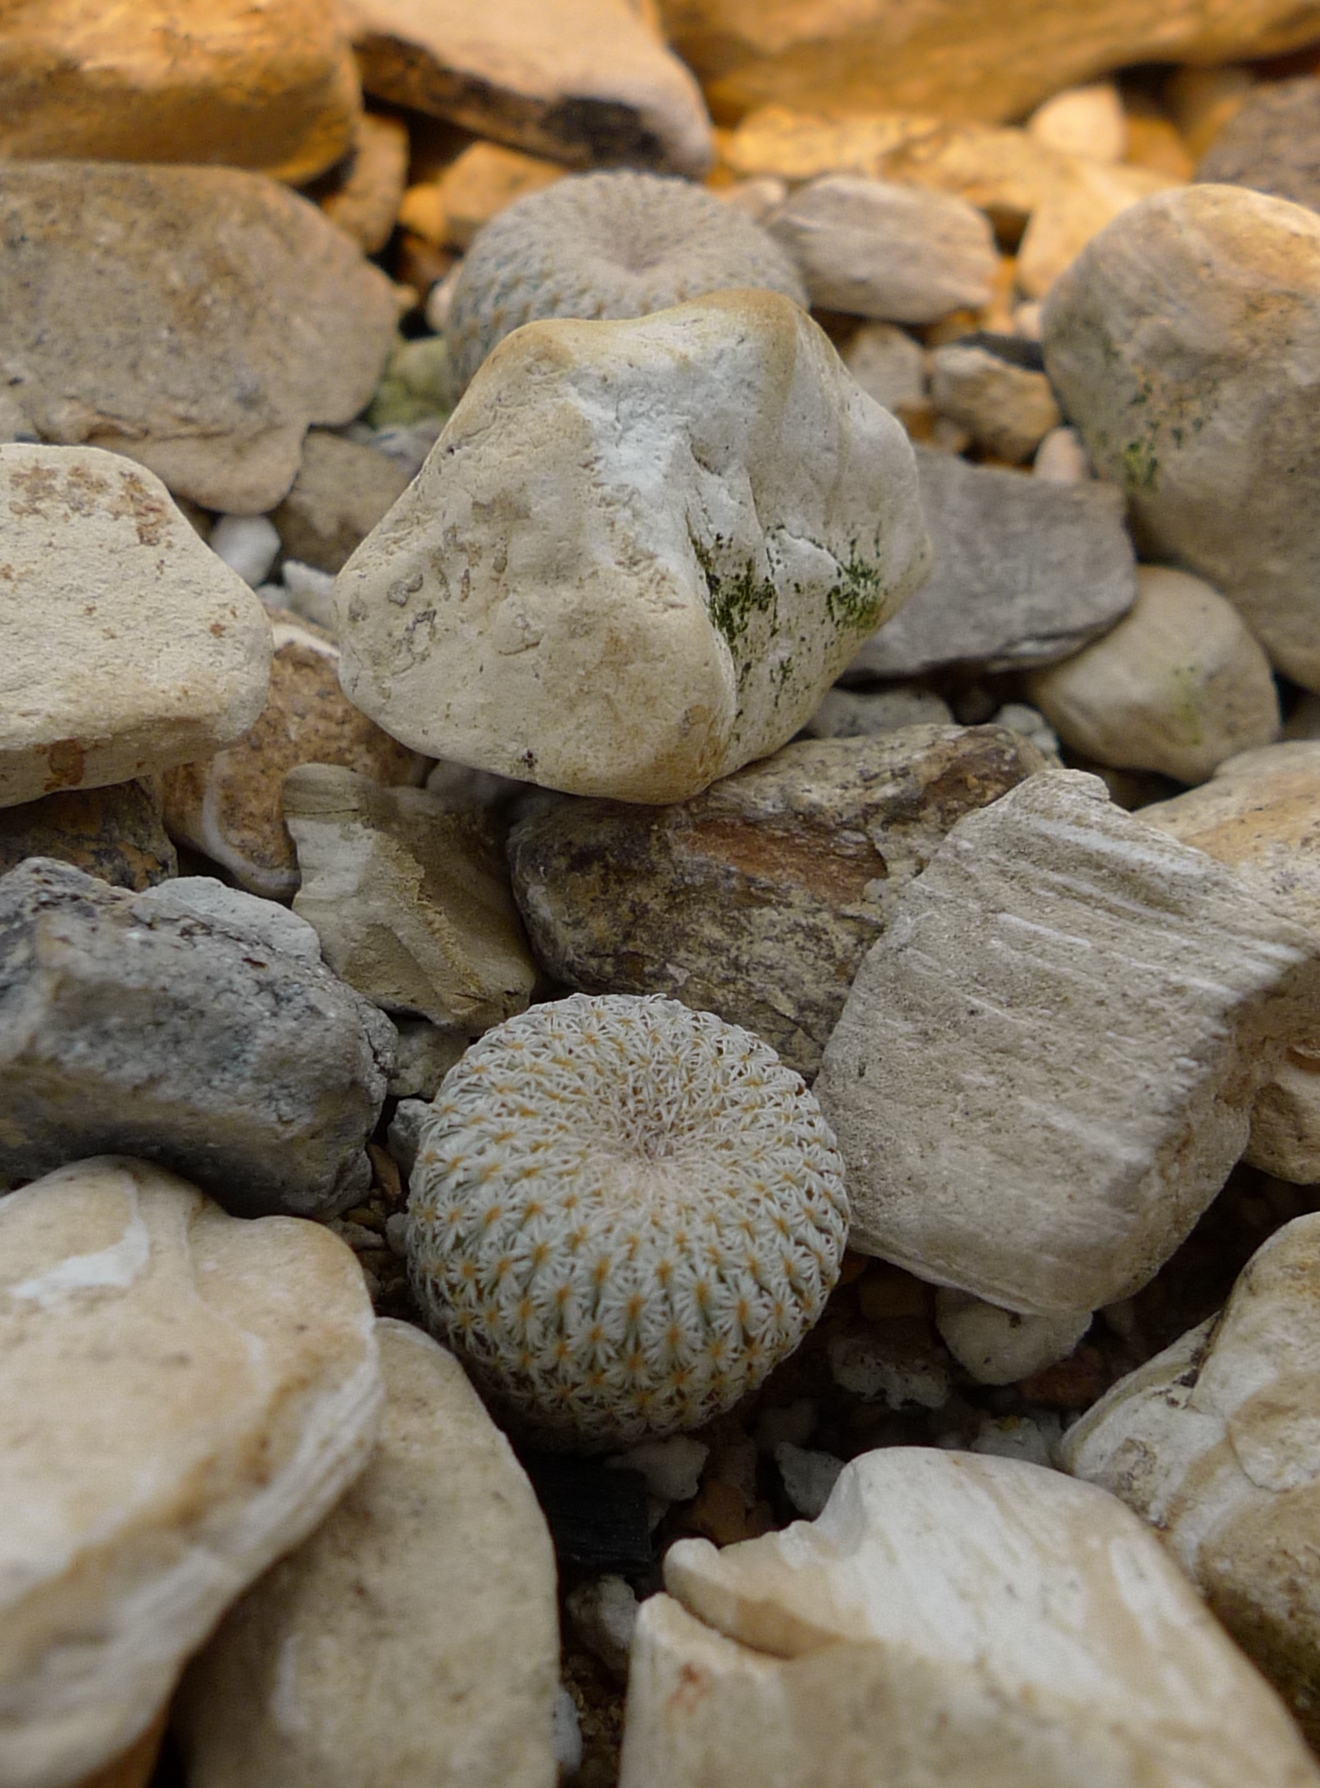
(804, 685), (953, 738)
(566, 1576), (639, 1682)
(271, 430), (410, 575)
(775, 1443), (845, 1518)
(847, 446), (1136, 678)
(1196, 76), (1320, 213)
(0, 859), (395, 1216)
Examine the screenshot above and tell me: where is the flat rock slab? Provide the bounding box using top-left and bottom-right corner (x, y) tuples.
(337, 291), (930, 802)
(176, 1320), (558, 1788)
(507, 724), (1047, 1078)
(0, 860), (395, 1217)
(621, 1448), (1320, 1787)
(0, 446), (271, 808)
(814, 770), (1320, 1315)
(0, 1156), (382, 1788)
(846, 445), (1135, 678)
(344, 0), (712, 177)
(0, 163), (400, 514)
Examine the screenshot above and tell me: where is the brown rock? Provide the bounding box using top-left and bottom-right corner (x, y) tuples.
(161, 609), (426, 901)
(0, 781), (176, 890)
(507, 725), (1047, 1078)
(0, 0), (360, 184)
(71, 1712), (167, 1788)
(315, 112), (410, 254)
(270, 431), (411, 574)
(434, 141), (565, 248)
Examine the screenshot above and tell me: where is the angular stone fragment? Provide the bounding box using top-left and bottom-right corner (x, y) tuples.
(0, 782), (176, 890)
(927, 343), (1061, 462)
(0, 1156), (382, 1788)
(0, 164), (400, 514)
(176, 1320), (557, 1788)
(337, 292), (930, 802)
(0, 0), (361, 184)
(847, 446), (1135, 678)
(432, 141), (565, 249)
(0, 860), (395, 1217)
(271, 430), (411, 575)
(1197, 77), (1320, 215)
(343, 0), (713, 177)
(622, 1449), (1320, 1788)
(0, 447), (271, 808)
(1042, 184), (1320, 689)
(1062, 1213), (1320, 1748)
(284, 763), (537, 1031)
(508, 725), (1046, 1077)
(161, 609), (426, 901)
(815, 771), (1320, 1314)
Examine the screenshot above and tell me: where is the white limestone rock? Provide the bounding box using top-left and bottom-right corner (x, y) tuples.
(935, 1291), (1091, 1385)
(176, 1319), (557, 1788)
(0, 446), (271, 809)
(814, 771), (1320, 1314)
(620, 1449), (1320, 1788)
(0, 1156), (382, 1788)
(337, 291), (930, 803)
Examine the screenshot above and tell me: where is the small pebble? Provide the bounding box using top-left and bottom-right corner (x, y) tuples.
(209, 513), (281, 588)
(775, 1442), (846, 1518)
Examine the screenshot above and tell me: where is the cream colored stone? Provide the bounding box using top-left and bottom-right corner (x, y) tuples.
(815, 771), (1320, 1315)
(927, 344), (1061, 462)
(0, 446), (271, 809)
(344, 0), (712, 177)
(176, 1319), (557, 1788)
(1043, 184), (1320, 689)
(1017, 160), (1179, 298)
(1033, 424), (1090, 481)
(1028, 83), (1127, 164)
(434, 141), (564, 249)
(317, 112), (410, 255)
(1063, 1212), (1320, 1748)
(935, 1290), (1090, 1386)
(284, 763), (537, 1031)
(623, 1449), (1320, 1788)
(0, 1157), (382, 1788)
(839, 322), (926, 416)
(336, 291), (929, 802)
(0, 0), (360, 183)
(1025, 566), (1280, 784)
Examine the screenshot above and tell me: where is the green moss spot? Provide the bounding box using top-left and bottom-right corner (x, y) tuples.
(692, 535), (779, 650)
(1122, 438), (1159, 492)
(824, 551), (887, 634)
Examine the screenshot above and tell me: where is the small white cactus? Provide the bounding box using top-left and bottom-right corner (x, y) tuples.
(406, 993), (849, 1448)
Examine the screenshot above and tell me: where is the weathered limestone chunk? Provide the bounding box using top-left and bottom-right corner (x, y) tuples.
(927, 343), (1062, 462)
(507, 725), (1047, 1078)
(1062, 1213), (1320, 1749)
(934, 1291), (1090, 1387)
(0, 163), (400, 514)
(814, 771), (1320, 1314)
(0, 781), (176, 890)
(176, 1320), (557, 1788)
(284, 763), (537, 1032)
(337, 291), (930, 803)
(1027, 82), (1128, 163)
(0, 447), (271, 809)
(847, 445), (1135, 678)
(270, 430), (411, 575)
(0, 860), (395, 1217)
(0, 1156), (382, 1788)
(1042, 184), (1320, 690)
(315, 112), (411, 254)
(621, 1448), (1320, 1788)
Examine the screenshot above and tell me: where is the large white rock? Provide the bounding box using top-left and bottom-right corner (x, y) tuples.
(337, 291), (930, 802)
(176, 1320), (558, 1788)
(620, 1449), (1320, 1788)
(0, 446), (271, 808)
(0, 1157), (382, 1788)
(814, 771), (1320, 1315)
(1062, 1213), (1320, 1748)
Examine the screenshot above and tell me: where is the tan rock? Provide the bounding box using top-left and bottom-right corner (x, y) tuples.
(927, 343), (1061, 462)
(1017, 159), (1179, 298)
(507, 725), (1046, 1078)
(72, 1711), (167, 1788)
(0, 0), (360, 184)
(815, 771), (1320, 1315)
(0, 781), (176, 890)
(1166, 64), (1257, 160)
(176, 1320), (557, 1788)
(934, 1291), (1090, 1386)
(344, 0), (712, 177)
(284, 763), (537, 1031)
(434, 141), (565, 249)
(336, 291), (930, 803)
(1123, 111), (1194, 180)
(0, 162), (400, 514)
(1025, 566), (1281, 784)
(0, 1156), (382, 1788)
(271, 430), (411, 574)
(0, 446), (271, 809)
(1027, 82), (1127, 164)
(623, 1448), (1320, 1788)
(316, 112), (410, 255)
(1062, 1212), (1320, 1749)
(838, 321), (926, 416)
(161, 609), (424, 901)
(655, 0), (1320, 129)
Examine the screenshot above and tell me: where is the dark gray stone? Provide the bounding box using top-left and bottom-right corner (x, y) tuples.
(1197, 77), (1320, 214)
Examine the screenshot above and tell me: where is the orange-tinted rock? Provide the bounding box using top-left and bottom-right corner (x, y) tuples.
(314, 112), (410, 253)
(0, 780), (176, 890)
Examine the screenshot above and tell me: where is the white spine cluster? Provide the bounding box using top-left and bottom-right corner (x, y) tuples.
(406, 994), (849, 1448)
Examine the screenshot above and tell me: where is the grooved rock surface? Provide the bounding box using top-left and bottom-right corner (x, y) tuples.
(0, 859), (396, 1217)
(0, 0), (361, 183)
(336, 291), (930, 803)
(507, 724), (1047, 1077)
(0, 1156), (382, 1788)
(0, 163), (400, 514)
(176, 1320), (558, 1788)
(0, 446), (271, 810)
(342, 0), (713, 177)
(1062, 1213), (1320, 1751)
(622, 1448), (1320, 1788)
(1042, 184), (1320, 690)
(814, 771), (1320, 1315)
